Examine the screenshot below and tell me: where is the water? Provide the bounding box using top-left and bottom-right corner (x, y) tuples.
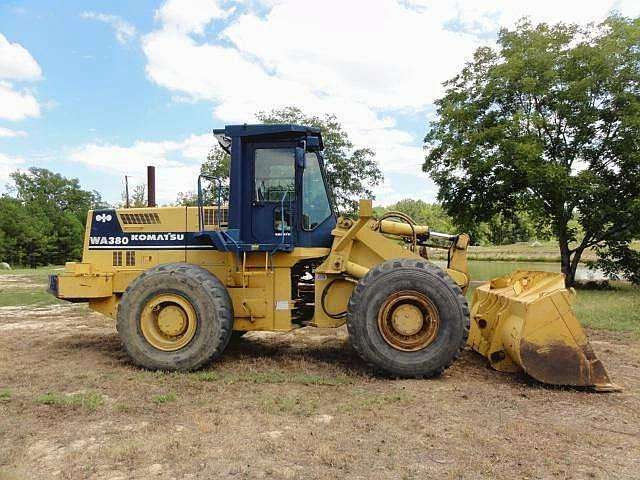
(432, 260), (608, 282)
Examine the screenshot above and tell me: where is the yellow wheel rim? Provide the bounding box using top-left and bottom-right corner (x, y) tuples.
(140, 293), (197, 351)
(377, 290), (440, 352)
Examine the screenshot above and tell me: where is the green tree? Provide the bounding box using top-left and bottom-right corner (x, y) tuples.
(423, 16), (640, 286)
(376, 199), (456, 233)
(256, 107), (383, 214)
(4, 168), (103, 265)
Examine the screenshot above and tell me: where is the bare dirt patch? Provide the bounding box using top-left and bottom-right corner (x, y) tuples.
(0, 303), (639, 480)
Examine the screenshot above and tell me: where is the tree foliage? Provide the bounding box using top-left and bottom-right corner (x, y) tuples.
(0, 168), (104, 266)
(424, 16), (640, 285)
(374, 199), (455, 233)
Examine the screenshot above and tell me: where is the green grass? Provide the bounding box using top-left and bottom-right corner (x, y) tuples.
(36, 391), (104, 411)
(573, 283), (640, 334)
(0, 265), (63, 277)
(192, 369), (352, 386)
(152, 392), (177, 404)
(0, 389), (11, 403)
(0, 289), (63, 307)
(260, 394), (319, 416)
(0, 265), (64, 307)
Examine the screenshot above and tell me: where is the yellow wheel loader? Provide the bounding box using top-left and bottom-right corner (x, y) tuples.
(48, 124), (618, 390)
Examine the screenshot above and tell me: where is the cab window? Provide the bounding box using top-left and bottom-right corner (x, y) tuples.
(302, 152), (332, 230)
(254, 148), (295, 202)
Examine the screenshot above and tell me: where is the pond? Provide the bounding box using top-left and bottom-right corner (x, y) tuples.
(431, 260), (607, 282)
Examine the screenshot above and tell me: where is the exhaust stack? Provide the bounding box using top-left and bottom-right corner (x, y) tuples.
(147, 165), (156, 207)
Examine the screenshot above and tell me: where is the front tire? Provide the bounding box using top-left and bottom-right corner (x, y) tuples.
(117, 263), (233, 371)
(347, 258), (469, 378)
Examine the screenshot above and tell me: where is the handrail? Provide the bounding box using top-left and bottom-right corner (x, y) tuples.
(197, 174), (225, 232)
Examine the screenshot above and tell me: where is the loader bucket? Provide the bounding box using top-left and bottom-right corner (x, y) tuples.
(468, 271), (620, 391)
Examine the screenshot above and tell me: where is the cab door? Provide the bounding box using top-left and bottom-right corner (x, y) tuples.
(249, 143), (297, 249)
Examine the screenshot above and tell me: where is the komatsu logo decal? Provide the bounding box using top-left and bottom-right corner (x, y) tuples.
(130, 233), (184, 241)
(89, 209), (213, 250)
(95, 213), (113, 223)
(88, 232), (211, 250)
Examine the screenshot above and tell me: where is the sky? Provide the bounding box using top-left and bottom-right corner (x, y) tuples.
(0, 0), (639, 206)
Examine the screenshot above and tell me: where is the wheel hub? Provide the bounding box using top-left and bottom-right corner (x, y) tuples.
(378, 290), (440, 352)
(156, 305), (188, 336)
(140, 294), (197, 351)
(391, 303), (423, 336)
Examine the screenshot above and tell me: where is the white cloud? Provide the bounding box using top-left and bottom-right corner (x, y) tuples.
(136, 0), (639, 202)
(0, 126), (27, 138)
(0, 152), (23, 184)
(69, 133), (214, 203)
(81, 12), (137, 44)
(0, 82), (40, 121)
(141, 0), (637, 184)
(0, 33), (42, 122)
(0, 33), (41, 81)
(156, 0), (234, 34)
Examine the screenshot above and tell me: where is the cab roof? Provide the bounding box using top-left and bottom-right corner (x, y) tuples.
(213, 124), (322, 143)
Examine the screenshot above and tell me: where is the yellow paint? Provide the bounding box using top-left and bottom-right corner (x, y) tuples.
(469, 270), (618, 390)
(55, 202), (472, 338)
(140, 293), (198, 351)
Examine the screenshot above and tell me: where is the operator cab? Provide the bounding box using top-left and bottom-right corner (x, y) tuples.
(199, 124), (337, 252)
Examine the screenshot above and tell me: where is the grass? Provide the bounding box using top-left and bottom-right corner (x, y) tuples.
(151, 392), (177, 405)
(36, 391), (104, 411)
(0, 265), (63, 278)
(0, 389), (11, 403)
(193, 369), (352, 386)
(573, 283), (640, 334)
(0, 290), (63, 307)
(337, 391), (411, 413)
(260, 394), (319, 416)
(0, 265), (64, 307)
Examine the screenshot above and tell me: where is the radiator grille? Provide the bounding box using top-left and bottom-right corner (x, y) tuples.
(120, 213), (161, 225)
(112, 251), (122, 266)
(125, 251), (136, 266)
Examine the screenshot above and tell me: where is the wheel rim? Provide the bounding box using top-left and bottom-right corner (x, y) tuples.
(377, 290), (440, 351)
(140, 293), (197, 351)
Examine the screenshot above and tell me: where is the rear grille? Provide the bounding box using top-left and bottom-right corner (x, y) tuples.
(126, 251), (136, 266)
(203, 207), (228, 226)
(120, 213), (161, 225)
(113, 251), (123, 266)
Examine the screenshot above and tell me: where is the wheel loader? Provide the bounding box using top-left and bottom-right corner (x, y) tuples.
(48, 124), (618, 390)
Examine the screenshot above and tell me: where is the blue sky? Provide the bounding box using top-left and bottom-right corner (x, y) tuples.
(0, 0), (638, 205)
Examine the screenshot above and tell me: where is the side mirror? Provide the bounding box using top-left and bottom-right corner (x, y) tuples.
(306, 136), (321, 150)
(295, 147), (305, 169)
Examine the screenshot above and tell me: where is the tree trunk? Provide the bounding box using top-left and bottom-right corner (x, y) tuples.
(559, 237), (585, 288)
(558, 235), (575, 288)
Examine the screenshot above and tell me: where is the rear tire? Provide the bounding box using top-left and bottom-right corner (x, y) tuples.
(347, 258), (469, 378)
(117, 263), (233, 371)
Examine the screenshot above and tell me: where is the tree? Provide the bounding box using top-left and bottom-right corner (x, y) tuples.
(375, 199), (456, 233)
(2, 168), (104, 265)
(121, 182), (147, 208)
(423, 16), (640, 286)
(256, 107), (383, 214)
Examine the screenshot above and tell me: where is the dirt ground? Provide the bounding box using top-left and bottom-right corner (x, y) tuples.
(1, 299), (639, 479)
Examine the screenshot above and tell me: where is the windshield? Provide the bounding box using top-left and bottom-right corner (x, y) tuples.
(302, 152), (332, 230)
